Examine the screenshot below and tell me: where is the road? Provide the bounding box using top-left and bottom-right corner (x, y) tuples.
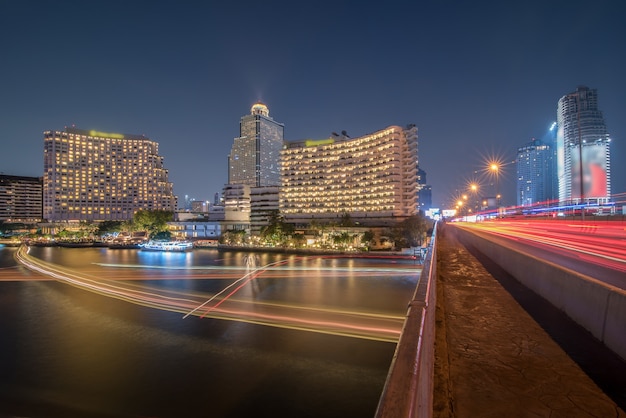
(454, 219), (626, 290)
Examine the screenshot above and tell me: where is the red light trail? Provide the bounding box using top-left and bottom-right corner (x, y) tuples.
(14, 246), (415, 342)
(457, 219), (626, 276)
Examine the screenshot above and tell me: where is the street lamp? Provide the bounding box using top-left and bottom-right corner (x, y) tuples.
(469, 183), (479, 212)
(489, 162), (500, 207)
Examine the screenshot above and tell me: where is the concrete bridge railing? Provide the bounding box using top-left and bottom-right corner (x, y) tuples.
(375, 223), (438, 418)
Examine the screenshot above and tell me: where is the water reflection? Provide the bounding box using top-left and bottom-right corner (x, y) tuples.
(1, 247), (420, 417)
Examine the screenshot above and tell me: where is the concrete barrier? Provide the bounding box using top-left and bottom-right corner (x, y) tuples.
(452, 224), (626, 361)
(375, 223), (438, 418)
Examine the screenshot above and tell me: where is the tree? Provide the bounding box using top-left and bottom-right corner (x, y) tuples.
(132, 210), (173, 237)
(400, 214), (430, 247)
(152, 230), (172, 241)
(220, 230), (247, 245)
(339, 212), (355, 227)
(385, 214), (430, 250)
(260, 210), (294, 246)
(97, 221), (123, 236)
(361, 230), (375, 250)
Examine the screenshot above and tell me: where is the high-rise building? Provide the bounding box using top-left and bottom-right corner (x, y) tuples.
(556, 86), (611, 204)
(280, 125), (419, 225)
(516, 138), (555, 206)
(0, 175), (43, 222)
(228, 103), (284, 187)
(43, 127), (176, 222)
(417, 167), (432, 212)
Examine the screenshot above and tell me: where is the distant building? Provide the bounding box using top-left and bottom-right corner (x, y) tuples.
(516, 138), (556, 206)
(556, 86), (611, 204)
(228, 103), (284, 187)
(191, 200), (209, 213)
(43, 127), (176, 222)
(280, 125), (419, 226)
(169, 220), (221, 240)
(0, 175), (43, 222)
(222, 183), (250, 234)
(417, 167), (432, 212)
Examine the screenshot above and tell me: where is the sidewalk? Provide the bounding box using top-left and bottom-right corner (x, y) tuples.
(433, 225), (625, 418)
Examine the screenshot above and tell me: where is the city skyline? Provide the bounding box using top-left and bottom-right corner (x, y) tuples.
(1, 1), (624, 208)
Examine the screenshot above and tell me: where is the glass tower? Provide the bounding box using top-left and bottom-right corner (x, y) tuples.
(228, 103), (284, 187)
(516, 138), (555, 207)
(556, 86), (611, 204)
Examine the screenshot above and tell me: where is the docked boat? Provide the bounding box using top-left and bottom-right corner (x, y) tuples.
(140, 240), (193, 252)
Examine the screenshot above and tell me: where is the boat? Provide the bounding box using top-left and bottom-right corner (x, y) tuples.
(140, 240), (193, 252)
(108, 237), (146, 249)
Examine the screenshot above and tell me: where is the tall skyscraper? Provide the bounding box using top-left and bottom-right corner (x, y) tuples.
(280, 125), (419, 225)
(556, 86), (611, 204)
(417, 167), (432, 212)
(228, 103), (284, 187)
(516, 138), (555, 206)
(43, 127), (176, 222)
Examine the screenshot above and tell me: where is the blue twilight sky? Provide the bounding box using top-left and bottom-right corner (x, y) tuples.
(1, 0), (624, 209)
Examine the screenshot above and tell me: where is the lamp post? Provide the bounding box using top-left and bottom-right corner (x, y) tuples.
(490, 163), (500, 207)
(470, 183), (478, 212)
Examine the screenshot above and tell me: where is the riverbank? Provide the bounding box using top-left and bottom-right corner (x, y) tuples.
(216, 244), (422, 259)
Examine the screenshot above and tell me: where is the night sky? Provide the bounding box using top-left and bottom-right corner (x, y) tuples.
(1, 1), (624, 209)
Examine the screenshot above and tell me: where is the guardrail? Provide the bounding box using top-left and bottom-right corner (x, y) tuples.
(375, 222), (438, 418)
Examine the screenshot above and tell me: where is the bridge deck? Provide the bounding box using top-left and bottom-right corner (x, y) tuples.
(433, 225), (626, 417)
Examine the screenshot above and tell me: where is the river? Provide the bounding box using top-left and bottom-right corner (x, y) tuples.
(0, 245), (421, 417)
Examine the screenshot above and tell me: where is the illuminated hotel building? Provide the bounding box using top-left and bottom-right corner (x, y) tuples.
(557, 86), (611, 204)
(280, 125), (419, 225)
(228, 103), (284, 187)
(43, 127), (176, 222)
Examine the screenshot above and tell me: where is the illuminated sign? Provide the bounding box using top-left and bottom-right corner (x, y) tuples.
(89, 130), (125, 139)
(305, 138), (335, 147)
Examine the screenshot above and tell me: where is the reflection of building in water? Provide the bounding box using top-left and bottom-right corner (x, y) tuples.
(556, 86), (611, 204)
(244, 254), (260, 268)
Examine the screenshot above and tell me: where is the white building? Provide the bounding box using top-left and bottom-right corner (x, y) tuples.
(280, 125), (419, 226)
(557, 86), (611, 204)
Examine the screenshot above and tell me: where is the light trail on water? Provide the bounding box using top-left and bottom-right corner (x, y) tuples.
(15, 246), (413, 342)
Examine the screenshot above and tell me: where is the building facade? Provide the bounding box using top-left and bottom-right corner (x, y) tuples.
(556, 86), (611, 204)
(280, 125), (419, 226)
(228, 103), (284, 187)
(417, 167), (432, 212)
(0, 175), (43, 222)
(516, 138), (555, 207)
(43, 127), (176, 222)
(250, 186), (280, 236)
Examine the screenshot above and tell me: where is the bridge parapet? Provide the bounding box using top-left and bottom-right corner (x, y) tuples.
(375, 223), (438, 418)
